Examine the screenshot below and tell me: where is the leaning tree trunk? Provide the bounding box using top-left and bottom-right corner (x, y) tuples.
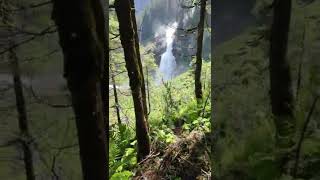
(269, 0), (295, 174)
(195, 0), (207, 102)
(130, 0), (149, 120)
(9, 46), (35, 180)
(115, 0), (150, 161)
(51, 0), (108, 179)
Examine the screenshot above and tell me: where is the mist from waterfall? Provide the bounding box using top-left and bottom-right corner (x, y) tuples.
(182, 8), (195, 27)
(158, 22), (178, 82)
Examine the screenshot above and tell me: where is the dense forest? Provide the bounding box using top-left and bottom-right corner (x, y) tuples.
(213, 0), (320, 179)
(0, 0), (319, 180)
(109, 0), (211, 179)
(0, 0), (211, 179)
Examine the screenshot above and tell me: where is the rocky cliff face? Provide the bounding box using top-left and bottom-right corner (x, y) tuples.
(139, 0), (257, 74)
(135, 0), (150, 12)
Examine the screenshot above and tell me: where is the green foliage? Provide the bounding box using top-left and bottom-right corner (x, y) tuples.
(152, 128), (176, 144)
(109, 61), (211, 178)
(110, 171), (133, 180)
(214, 1), (320, 179)
(109, 1), (211, 178)
(109, 124), (137, 178)
(162, 81), (179, 122)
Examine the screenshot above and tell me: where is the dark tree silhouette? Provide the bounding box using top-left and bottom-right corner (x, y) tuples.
(269, 0), (295, 173)
(51, 0), (108, 179)
(195, 0), (207, 102)
(115, 0), (151, 161)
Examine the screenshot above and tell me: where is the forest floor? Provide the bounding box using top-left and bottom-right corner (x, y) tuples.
(109, 61), (211, 179)
(134, 131), (211, 180)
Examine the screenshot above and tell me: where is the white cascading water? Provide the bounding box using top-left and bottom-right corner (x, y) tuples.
(159, 22), (178, 81)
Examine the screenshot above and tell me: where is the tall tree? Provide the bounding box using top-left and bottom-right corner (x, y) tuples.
(9, 46), (35, 180)
(51, 0), (108, 179)
(99, 0), (109, 145)
(98, 0), (109, 169)
(130, 0), (149, 121)
(195, 0), (207, 102)
(269, 0), (295, 173)
(115, 0), (151, 161)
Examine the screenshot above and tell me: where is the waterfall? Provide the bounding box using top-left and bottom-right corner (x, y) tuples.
(158, 22), (178, 82)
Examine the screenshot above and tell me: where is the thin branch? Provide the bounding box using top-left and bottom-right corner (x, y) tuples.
(0, 26), (56, 56)
(109, 46), (122, 51)
(23, 49), (59, 62)
(181, 5), (196, 8)
(177, 26), (198, 33)
(146, 66), (151, 115)
(108, 70), (127, 78)
(2, 24), (57, 36)
(293, 95), (319, 178)
(202, 91), (211, 117)
(110, 33), (120, 40)
(28, 79), (71, 108)
(109, 31), (119, 36)
(296, 16), (307, 99)
(9, 1), (51, 12)
(0, 138), (20, 148)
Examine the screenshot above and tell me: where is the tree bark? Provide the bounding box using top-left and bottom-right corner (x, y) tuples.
(9, 47), (35, 180)
(102, 0), (109, 168)
(115, 0), (150, 161)
(269, 0), (295, 173)
(195, 0), (206, 102)
(95, 0), (109, 167)
(51, 0), (108, 179)
(130, 0), (149, 120)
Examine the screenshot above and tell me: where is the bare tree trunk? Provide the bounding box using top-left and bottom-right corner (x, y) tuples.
(94, 0), (109, 141)
(102, 1), (109, 168)
(195, 0), (206, 102)
(130, 0), (149, 119)
(115, 0), (150, 161)
(110, 66), (121, 125)
(9, 47), (35, 180)
(269, 0), (295, 173)
(51, 0), (108, 179)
